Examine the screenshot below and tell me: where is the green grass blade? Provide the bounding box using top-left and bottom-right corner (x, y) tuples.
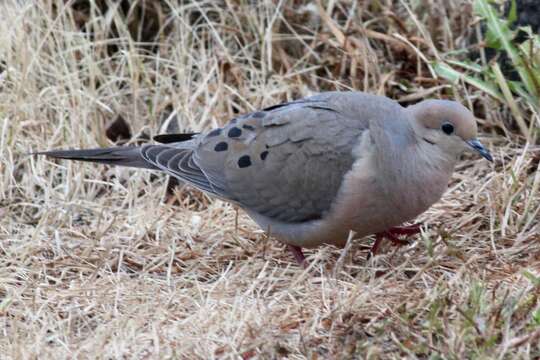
(509, 81), (540, 111)
(492, 63), (530, 139)
(434, 62), (505, 102)
(446, 59), (484, 73)
(474, 0), (539, 97)
(517, 35), (540, 95)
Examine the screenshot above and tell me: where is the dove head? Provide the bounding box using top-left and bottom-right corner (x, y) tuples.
(407, 99), (492, 162)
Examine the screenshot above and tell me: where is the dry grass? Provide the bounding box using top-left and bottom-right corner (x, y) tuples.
(1, 0), (539, 358)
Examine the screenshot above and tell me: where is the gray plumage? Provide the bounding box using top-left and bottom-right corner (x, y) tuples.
(38, 91), (492, 250)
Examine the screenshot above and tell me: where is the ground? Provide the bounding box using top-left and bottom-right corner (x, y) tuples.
(1, 0), (539, 358)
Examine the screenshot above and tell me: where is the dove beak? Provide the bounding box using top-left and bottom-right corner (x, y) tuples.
(466, 139), (493, 162)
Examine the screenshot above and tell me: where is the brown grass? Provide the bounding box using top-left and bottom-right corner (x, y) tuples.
(1, 0), (539, 358)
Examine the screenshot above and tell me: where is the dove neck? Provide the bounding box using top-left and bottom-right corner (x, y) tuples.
(371, 114), (456, 221)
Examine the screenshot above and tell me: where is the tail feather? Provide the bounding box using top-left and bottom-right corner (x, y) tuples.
(35, 146), (157, 170)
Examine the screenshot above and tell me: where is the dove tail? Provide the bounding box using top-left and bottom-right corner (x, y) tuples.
(35, 146), (158, 170)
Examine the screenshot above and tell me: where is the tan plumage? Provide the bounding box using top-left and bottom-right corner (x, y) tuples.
(37, 91), (492, 262)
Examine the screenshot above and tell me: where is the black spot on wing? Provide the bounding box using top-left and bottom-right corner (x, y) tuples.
(242, 124), (255, 130)
(228, 127), (242, 138)
(237, 155), (251, 168)
(214, 142), (228, 152)
(260, 151), (268, 160)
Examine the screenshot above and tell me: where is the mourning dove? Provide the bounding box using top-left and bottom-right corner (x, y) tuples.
(38, 91), (492, 264)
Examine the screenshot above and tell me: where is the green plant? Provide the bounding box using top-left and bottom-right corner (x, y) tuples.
(434, 0), (540, 140)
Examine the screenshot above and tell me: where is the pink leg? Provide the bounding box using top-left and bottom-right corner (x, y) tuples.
(368, 223), (423, 259)
(367, 233), (385, 259)
(287, 244), (308, 268)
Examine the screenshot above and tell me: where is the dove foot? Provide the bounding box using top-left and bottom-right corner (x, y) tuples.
(368, 223), (422, 259)
(287, 244), (308, 268)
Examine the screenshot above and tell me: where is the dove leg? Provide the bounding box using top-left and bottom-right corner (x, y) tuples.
(287, 244), (308, 268)
(368, 223), (422, 259)
(368, 233), (386, 258)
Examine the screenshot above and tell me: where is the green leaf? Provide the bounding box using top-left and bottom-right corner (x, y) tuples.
(484, 28), (502, 50)
(433, 62), (505, 102)
(517, 34), (540, 98)
(522, 270), (540, 287)
(475, 0), (514, 50)
(532, 308), (540, 326)
(446, 59), (485, 73)
(507, 0), (517, 25)
(474, 0), (539, 97)
(492, 62), (530, 138)
(508, 80), (540, 110)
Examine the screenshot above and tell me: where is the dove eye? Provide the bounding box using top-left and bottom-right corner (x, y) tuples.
(441, 123), (454, 135)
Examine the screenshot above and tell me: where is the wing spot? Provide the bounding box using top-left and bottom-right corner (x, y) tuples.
(207, 129), (221, 137)
(214, 142), (228, 152)
(260, 151), (269, 160)
(238, 155), (251, 168)
(242, 124), (255, 130)
(228, 127), (242, 138)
